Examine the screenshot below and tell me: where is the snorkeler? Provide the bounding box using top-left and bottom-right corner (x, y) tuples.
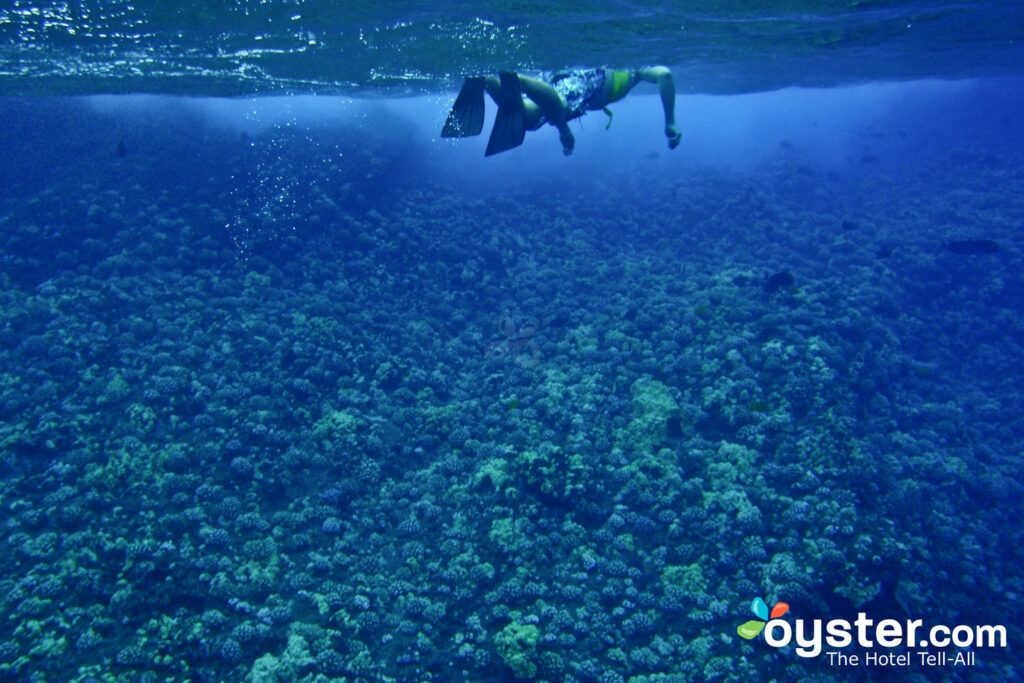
(441, 67), (682, 157)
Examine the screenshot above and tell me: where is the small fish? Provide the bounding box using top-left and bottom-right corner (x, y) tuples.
(945, 239), (999, 255)
(763, 271), (794, 294)
(116, 139), (127, 157)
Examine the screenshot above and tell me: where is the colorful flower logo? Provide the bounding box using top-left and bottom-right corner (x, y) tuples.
(737, 597), (789, 639)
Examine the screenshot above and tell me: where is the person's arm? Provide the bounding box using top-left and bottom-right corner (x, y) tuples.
(555, 122), (575, 156)
(638, 66), (681, 149)
(518, 75), (577, 155)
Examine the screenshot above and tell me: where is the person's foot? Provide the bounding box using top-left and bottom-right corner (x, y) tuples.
(665, 123), (681, 150)
(559, 125), (575, 156)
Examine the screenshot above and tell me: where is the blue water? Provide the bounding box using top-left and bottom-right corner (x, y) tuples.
(2, 3), (1024, 682)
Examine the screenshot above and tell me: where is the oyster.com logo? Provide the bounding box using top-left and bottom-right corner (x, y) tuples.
(734, 595), (1006, 667)
(737, 597), (789, 640)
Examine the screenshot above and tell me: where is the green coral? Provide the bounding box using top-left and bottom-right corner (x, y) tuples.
(98, 373), (131, 405)
(472, 457), (510, 492)
(489, 517), (525, 554)
(249, 625), (336, 682)
(83, 437), (161, 490)
(515, 445), (588, 503)
(705, 488), (761, 528)
(763, 552), (812, 598)
(570, 324), (599, 354)
(605, 328), (641, 355)
(312, 409), (364, 456)
(125, 403), (156, 435)
(618, 377), (679, 454)
(249, 632), (314, 683)
(683, 635), (716, 672)
(608, 377), (685, 502)
(662, 563), (708, 595)
(618, 446), (683, 494)
(313, 409), (360, 440)
(835, 573), (881, 608)
(705, 442), (758, 490)
(495, 622), (540, 679)
(703, 655), (733, 681)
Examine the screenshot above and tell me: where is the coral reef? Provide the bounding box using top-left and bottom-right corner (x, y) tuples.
(0, 98), (1022, 682)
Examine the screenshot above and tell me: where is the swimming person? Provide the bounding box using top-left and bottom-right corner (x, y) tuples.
(441, 67), (682, 156)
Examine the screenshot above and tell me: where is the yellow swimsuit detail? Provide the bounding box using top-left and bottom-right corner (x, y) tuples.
(607, 70), (631, 103)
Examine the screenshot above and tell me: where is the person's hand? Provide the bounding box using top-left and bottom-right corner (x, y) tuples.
(665, 123), (681, 150)
(559, 126), (575, 156)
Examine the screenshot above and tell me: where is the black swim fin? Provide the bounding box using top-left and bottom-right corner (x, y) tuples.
(441, 77), (485, 138)
(485, 72), (526, 157)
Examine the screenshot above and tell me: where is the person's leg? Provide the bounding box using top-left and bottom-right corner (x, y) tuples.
(516, 76), (568, 126)
(485, 73), (561, 131)
(483, 75), (502, 101)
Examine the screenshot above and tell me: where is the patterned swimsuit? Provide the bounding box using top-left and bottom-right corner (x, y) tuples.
(549, 69), (609, 121)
